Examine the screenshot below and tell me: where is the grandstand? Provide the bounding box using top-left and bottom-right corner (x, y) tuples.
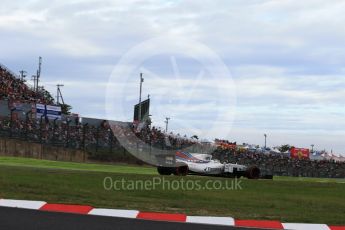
(1, 61), (345, 178)
(0, 62), (200, 163)
(213, 142), (345, 178)
(0, 64), (53, 105)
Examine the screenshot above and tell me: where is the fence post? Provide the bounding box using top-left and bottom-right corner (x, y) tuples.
(96, 126), (99, 153)
(109, 130), (113, 153)
(52, 118), (58, 144)
(82, 123), (88, 150)
(65, 120), (71, 148)
(25, 110), (32, 141)
(10, 108), (16, 138)
(39, 114), (44, 143)
(82, 123), (88, 162)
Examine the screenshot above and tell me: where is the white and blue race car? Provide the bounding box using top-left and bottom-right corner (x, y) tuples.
(157, 151), (261, 179)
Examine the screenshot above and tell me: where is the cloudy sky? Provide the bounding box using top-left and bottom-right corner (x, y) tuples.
(1, 0), (345, 153)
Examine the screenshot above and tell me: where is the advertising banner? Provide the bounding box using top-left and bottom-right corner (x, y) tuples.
(10, 101), (25, 111)
(290, 147), (310, 159)
(36, 104), (46, 119)
(215, 140), (236, 150)
(46, 105), (62, 120)
(36, 104), (62, 120)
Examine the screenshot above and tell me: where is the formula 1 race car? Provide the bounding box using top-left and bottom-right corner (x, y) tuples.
(157, 151), (261, 179)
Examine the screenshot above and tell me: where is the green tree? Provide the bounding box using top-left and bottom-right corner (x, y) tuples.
(278, 144), (291, 152)
(39, 87), (55, 104)
(59, 103), (72, 115)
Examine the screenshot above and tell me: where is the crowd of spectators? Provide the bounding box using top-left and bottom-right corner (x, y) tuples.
(212, 147), (345, 178)
(134, 124), (198, 150)
(0, 114), (198, 155)
(0, 64), (53, 105)
(0, 116), (112, 150)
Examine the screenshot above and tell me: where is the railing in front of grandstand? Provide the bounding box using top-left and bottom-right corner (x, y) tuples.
(0, 116), (119, 153)
(0, 114), (199, 162)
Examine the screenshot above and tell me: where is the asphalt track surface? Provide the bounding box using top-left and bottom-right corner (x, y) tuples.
(0, 206), (265, 230)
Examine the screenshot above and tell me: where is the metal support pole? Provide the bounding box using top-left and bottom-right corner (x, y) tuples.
(36, 57), (42, 93)
(56, 84), (64, 104)
(138, 73), (144, 121)
(57, 86), (59, 104)
(165, 117), (170, 133)
(19, 70), (27, 81)
(31, 75), (37, 92)
(264, 134), (267, 149)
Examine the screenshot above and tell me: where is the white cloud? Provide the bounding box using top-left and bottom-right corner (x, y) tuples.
(1, 0), (345, 152)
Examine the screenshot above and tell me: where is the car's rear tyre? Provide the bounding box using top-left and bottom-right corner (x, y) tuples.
(245, 166), (260, 179)
(173, 165), (188, 176)
(157, 166), (173, 175)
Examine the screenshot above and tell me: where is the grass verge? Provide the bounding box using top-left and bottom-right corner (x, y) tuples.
(0, 156), (344, 225)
